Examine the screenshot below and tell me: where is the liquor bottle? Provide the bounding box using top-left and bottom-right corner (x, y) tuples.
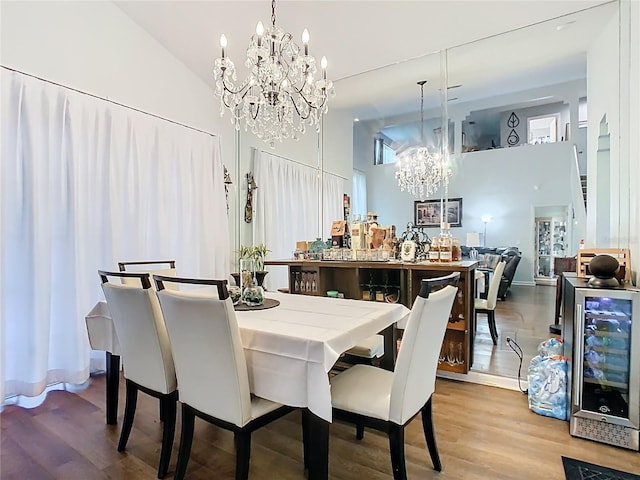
(452, 237), (462, 261)
(428, 237), (440, 262)
(438, 223), (452, 262)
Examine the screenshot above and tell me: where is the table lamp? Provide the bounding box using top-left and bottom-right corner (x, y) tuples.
(466, 232), (481, 260)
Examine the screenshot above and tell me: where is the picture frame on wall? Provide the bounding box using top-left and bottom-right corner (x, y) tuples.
(414, 198), (463, 227)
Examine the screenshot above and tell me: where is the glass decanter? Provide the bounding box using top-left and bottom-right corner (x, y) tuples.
(241, 275), (264, 306)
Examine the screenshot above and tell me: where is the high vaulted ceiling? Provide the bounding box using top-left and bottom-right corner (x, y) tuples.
(115, 0), (615, 119)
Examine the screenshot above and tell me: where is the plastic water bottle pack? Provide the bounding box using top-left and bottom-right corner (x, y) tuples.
(527, 338), (568, 420)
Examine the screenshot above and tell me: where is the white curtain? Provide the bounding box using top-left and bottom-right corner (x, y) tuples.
(253, 150), (344, 290)
(323, 172), (346, 240)
(352, 169), (367, 220)
(0, 69), (229, 403)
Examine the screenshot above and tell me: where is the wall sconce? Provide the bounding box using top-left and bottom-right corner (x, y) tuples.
(481, 215), (492, 246)
(245, 173), (258, 223)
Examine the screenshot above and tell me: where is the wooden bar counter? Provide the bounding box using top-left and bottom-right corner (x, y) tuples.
(265, 259), (478, 374)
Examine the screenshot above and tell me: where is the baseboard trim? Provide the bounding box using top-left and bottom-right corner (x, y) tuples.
(511, 280), (536, 287)
(437, 370), (528, 392)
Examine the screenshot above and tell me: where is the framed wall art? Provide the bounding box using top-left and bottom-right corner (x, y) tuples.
(414, 198), (463, 228)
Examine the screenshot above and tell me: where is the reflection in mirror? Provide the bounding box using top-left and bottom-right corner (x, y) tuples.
(235, 108), (353, 291)
(234, 131), (321, 288)
(325, 1), (628, 382)
(346, 51), (446, 239)
(445, 3), (625, 379)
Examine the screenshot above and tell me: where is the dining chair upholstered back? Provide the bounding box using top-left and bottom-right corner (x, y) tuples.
(389, 285), (457, 425)
(154, 275), (297, 480)
(119, 260), (179, 291)
(485, 261), (506, 310)
(475, 261), (506, 346)
(154, 278), (253, 427)
(99, 270), (178, 478)
(330, 272), (459, 477)
(100, 272), (176, 394)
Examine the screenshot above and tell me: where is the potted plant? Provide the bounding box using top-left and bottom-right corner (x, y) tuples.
(251, 244), (269, 273)
(234, 244), (270, 288)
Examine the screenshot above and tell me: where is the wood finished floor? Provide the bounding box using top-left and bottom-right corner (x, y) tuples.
(472, 284), (557, 379)
(3, 373), (640, 479)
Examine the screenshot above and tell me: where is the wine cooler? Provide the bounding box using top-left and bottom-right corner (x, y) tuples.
(564, 275), (640, 450)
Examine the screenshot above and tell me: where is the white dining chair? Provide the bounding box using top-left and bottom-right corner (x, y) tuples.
(329, 273), (458, 480)
(118, 260), (179, 290)
(475, 260), (506, 345)
(342, 334), (385, 365)
(99, 270), (177, 479)
(153, 275), (299, 480)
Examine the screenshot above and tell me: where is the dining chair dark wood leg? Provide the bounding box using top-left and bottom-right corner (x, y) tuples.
(356, 423), (365, 440)
(235, 430), (252, 480)
(157, 392), (178, 478)
(421, 397), (441, 472)
(476, 309), (499, 345)
(488, 310), (498, 345)
(174, 404), (196, 480)
(105, 352), (120, 425)
(118, 379), (138, 451)
(159, 398), (166, 422)
(388, 423), (407, 480)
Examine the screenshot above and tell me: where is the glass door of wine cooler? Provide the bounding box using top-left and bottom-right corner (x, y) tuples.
(571, 289), (640, 450)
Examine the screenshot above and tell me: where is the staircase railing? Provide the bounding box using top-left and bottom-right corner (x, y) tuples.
(570, 143), (587, 255)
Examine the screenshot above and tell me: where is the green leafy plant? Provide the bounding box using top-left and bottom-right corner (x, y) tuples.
(237, 244), (270, 272)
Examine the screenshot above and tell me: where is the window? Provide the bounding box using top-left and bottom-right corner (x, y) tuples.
(373, 137), (396, 165)
(352, 170), (367, 220)
(528, 114), (559, 144)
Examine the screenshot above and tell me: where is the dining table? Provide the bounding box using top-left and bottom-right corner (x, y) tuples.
(84, 290), (410, 480)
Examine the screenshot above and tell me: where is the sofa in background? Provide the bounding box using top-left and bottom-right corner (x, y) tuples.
(461, 246), (522, 300)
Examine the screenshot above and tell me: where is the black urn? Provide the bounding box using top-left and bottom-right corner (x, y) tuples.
(587, 254), (620, 288)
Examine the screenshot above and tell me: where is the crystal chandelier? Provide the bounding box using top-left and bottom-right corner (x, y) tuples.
(395, 81), (451, 199)
(213, 0), (334, 148)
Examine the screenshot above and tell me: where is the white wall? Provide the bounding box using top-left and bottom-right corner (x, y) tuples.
(499, 102), (570, 147)
(365, 141), (575, 285)
(586, 11), (621, 249)
(623, 0), (639, 286)
(1, 0), (237, 268)
(0, 1), (231, 145)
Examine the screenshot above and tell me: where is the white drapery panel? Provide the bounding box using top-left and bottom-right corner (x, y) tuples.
(254, 150), (343, 291)
(352, 169), (368, 220)
(322, 172), (346, 240)
(0, 70), (229, 402)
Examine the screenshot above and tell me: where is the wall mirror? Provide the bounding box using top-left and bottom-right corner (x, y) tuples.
(233, 1), (630, 382)
(327, 1), (629, 381)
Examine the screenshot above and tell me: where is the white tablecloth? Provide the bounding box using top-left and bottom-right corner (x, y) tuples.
(85, 292), (409, 421)
(85, 301), (121, 355)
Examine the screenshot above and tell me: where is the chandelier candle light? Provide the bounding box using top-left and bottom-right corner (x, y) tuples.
(395, 80), (451, 199)
(213, 0), (334, 147)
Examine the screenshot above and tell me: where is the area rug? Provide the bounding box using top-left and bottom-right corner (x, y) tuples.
(562, 456), (640, 480)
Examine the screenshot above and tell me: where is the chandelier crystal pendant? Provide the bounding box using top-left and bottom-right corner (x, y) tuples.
(395, 81), (451, 199)
(213, 0), (334, 148)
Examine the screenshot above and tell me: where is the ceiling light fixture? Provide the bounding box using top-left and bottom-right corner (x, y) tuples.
(395, 81), (451, 200)
(213, 0), (334, 147)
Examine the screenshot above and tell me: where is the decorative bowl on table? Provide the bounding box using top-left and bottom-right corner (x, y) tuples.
(228, 286), (242, 305)
(241, 285), (264, 307)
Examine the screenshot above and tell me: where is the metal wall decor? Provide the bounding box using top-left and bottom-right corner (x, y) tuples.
(507, 111), (520, 146)
(244, 173), (258, 223)
(224, 166), (233, 214)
